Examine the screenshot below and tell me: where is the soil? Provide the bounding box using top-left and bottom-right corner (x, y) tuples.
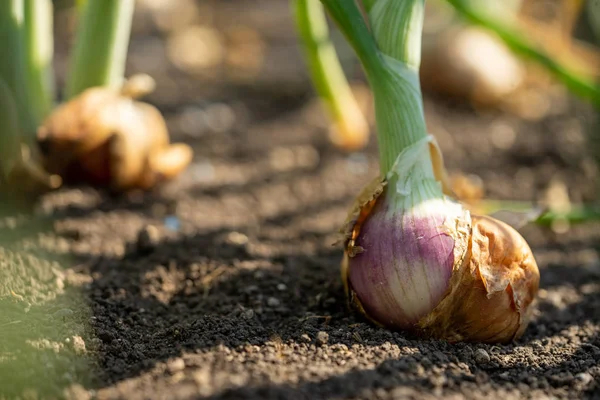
(1, 1), (600, 399)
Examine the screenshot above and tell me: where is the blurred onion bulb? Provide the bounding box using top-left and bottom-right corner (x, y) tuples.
(340, 136), (539, 343)
(37, 74), (193, 191)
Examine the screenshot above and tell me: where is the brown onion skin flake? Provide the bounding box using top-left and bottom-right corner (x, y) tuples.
(419, 215), (540, 343)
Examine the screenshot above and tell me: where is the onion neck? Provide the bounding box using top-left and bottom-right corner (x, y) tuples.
(320, 0), (436, 190)
(382, 135), (445, 214)
(364, 0), (430, 178)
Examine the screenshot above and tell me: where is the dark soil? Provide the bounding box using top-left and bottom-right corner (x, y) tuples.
(1, 1), (600, 399)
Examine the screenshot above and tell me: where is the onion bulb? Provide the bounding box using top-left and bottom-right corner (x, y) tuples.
(340, 135), (539, 343)
(420, 26), (525, 106)
(37, 74), (193, 192)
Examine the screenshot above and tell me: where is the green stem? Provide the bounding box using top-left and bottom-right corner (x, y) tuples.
(0, 0), (34, 136)
(368, 0), (424, 70)
(294, 0), (368, 150)
(478, 199), (600, 226)
(447, 0), (600, 108)
(66, 0), (135, 98)
(23, 0), (54, 128)
(364, 0), (429, 175)
(319, 0), (382, 75)
(476, 200), (600, 226)
(362, 0), (377, 13)
(0, 78), (23, 180)
(76, 0), (88, 13)
(536, 206), (600, 226)
(589, 0), (600, 43)
(322, 0), (430, 175)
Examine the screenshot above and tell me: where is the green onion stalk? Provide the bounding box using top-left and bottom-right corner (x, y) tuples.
(0, 0), (59, 193)
(1, 0), (146, 196)
(23, 0), (54, 127)
(589, 0), (600, 43)
(66, 0), (135, 98)
(0, 77), (24, 185)
(0, 0), (29, 184)
(326, 0), (540, 343)
(294, 0), (370, 151)
(473, 200), (600, 227)
(0, 0), (33, 135)
(75, 0), (88, 13)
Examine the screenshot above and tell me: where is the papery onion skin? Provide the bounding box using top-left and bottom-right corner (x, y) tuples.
(347, 195), (462, 329)
(342, 185), (540, 344)
(419, 214), (540, 343)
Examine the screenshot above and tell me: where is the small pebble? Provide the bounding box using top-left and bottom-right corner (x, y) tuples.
(316, 331), (329, 345)
(241, 309), (254, 320)
(71, 336), (87, 355)
(575, 372), (593, 385)
(167, 358), (186, 374)
(474, 349), (491, 364)
(530, 340), (543, 351)
(137, 225), (160, 252)
(226, 232), (248, 246)
(300, 334), (311, 343)
(267, 297), (280, 307)
(276, 283), (287, 291)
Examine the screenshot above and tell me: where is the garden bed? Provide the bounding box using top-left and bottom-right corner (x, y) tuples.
(0, 1), (599, 399)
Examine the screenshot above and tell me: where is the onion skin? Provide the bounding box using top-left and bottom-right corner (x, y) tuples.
(37, 80), (192, 192)
(347, 197), (458, 329)
(419, 214), (540, 343)
(341, 183), (540, 344)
